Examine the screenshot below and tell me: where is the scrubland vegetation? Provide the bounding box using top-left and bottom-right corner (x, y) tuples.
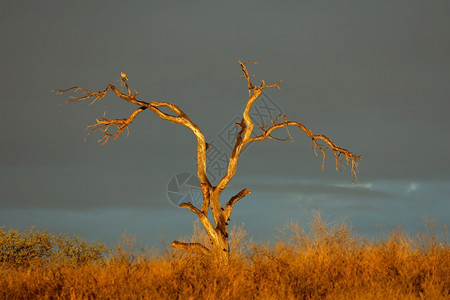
(1, 214), (449, 299)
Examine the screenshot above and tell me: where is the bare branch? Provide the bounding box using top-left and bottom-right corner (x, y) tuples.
(85, 106), (147, 146)
(216, 62), (285, 192)
(242, 60), (259, 65)
(170, 241), (210, 255)
(259, 79), (282, 90)
(239, 60), (256, 93)
(267, 135), (289, 142)
(179, 202), (202, 216)
(54, 74), (211, 187)
(53, 86), (113, 106)
(247, 120), (361, 181)
(238, 60), (282, 93)
(224, 188), (251, 220)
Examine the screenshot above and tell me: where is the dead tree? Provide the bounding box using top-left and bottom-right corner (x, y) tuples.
(54, 61), (360, 264)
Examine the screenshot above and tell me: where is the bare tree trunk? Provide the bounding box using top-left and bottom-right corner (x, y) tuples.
(55, 61), (360, 265)
(170, 187), (236, 264)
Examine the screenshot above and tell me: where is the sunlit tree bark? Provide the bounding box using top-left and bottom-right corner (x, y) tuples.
(54, 61), (360, 264)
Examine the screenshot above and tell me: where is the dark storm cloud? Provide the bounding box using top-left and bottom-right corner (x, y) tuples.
(2, 1), (449, 181)
(1, 1), (449, 246)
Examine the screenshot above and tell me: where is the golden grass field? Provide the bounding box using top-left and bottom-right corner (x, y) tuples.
(1, 213), (449, 299)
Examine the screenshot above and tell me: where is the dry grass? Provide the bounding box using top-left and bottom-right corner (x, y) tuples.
(1, 214), (449, 299)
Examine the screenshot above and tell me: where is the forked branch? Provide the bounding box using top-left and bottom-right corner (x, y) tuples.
(85, 107), (147, 146)
(216, 62), (283, 191)
(239, 60), (281, 96)
(224, 188), (251, 220)
(53, 74), (211, 186)
(216, 61), (360, 189)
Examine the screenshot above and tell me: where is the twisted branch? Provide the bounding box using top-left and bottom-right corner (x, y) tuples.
(246, 119), (361, 181)
(216, 61), (282, 192)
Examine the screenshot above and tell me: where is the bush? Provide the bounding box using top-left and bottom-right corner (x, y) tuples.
(55, 233), (106, 265)
(0, 226), (54, 267)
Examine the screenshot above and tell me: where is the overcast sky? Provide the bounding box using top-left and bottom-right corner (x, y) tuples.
(1, 1), (449, 247)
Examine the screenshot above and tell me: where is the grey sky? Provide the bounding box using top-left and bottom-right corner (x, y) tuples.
(1, 1), (449, 246)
